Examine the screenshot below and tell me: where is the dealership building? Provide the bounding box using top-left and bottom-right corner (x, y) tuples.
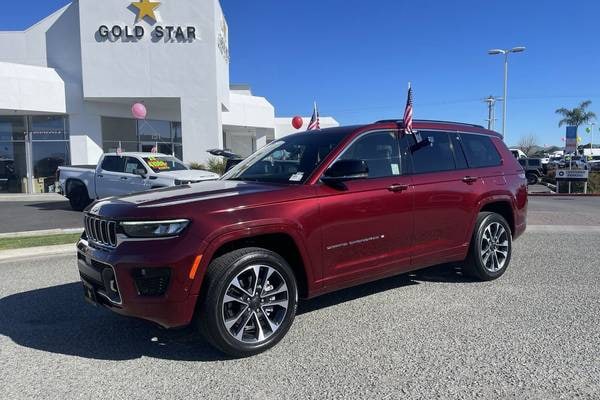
(0, 0), (337, 193)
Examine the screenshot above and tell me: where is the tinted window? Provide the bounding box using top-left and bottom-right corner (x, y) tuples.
(460, 134), (502, 168)
(528, 159), (541, 167)
(410, 131), (455, 173)
(124, 157), (146, 174)
(450, 134), (468, 170)
(101, 156), (125, 172)
(518, 159), (526, 167)
(339, 131), (400, 178)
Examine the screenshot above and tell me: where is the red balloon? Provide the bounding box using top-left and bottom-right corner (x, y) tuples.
(292, 116), (303, 130)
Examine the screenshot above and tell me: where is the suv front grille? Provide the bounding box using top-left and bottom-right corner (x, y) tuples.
(84, 215), (117, 248)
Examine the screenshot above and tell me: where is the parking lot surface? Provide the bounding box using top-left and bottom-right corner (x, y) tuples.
(1, 201), (599, 398)
(0, 200), (83, 233)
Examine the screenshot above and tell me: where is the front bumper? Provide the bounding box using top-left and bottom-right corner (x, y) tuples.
(76, 234), (203, 328)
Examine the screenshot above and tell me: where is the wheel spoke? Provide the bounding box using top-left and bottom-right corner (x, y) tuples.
(259, 306), (280, 332)
(223, 292), (248, 305)
(234, 309), (254, 340)
(492, 252), (499, 271)
(263, 297), (289, 309)
(224, 305), (249, 330)
(231, 277), (252, 297)
(482, 249), (492, 267)
(254, 312), (265, 341)
(250, 265), (261, 296)
(261, 281), (288, 298)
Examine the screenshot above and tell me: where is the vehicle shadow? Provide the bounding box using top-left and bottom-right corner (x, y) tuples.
(24, 201), (77, 212)
(0, 264), (472, 362)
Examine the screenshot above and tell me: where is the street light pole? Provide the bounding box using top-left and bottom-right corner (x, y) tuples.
(502, 53), (508, 141)
(488, 46), (526, 144)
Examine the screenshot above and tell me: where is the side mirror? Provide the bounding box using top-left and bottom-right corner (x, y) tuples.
(322, 159), (368, 186)
(133, 168), (147, 178)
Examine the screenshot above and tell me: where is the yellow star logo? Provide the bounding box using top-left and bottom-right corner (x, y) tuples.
(130, 0), (161, 23)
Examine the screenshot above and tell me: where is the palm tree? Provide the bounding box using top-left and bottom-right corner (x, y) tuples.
(555, 100), (596, 127)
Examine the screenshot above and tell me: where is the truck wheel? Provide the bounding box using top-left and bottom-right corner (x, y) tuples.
(525, 172), (539, 185)
(197, 247), (298, 357)
(68, 185), (91, 211)
(463, 212), (512, 281)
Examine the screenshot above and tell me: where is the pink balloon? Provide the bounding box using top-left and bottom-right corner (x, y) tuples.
(131, 102), (147, 120)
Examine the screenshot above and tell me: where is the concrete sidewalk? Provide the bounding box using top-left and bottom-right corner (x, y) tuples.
(0, 243), (76, 263)
(0, 193), (66, 202)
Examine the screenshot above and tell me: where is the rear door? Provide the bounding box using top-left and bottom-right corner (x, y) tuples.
(317, 130), (414, 288)
(96, 156), (127, 198)
(404, 131), (480, 267)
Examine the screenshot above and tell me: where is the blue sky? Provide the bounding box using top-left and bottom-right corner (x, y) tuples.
(2, 1), (600, 147)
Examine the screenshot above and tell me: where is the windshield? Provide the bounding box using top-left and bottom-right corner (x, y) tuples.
(221, 130), (349, 184)
(143, 156), (189, 173)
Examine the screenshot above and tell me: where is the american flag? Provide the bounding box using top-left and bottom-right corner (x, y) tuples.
(307, 102), (320, 130)
(403, 83), (413, 134)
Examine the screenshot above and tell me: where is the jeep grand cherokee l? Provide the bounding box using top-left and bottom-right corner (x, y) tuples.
(77, 120), (527, 357)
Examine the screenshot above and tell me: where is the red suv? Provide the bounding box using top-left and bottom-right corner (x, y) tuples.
(77, 120), (527, 356)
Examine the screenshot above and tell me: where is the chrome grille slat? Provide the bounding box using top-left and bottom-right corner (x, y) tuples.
(85, 215), (117, 248)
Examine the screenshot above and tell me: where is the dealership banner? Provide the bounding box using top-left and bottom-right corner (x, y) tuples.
(565, 126), (577, 153)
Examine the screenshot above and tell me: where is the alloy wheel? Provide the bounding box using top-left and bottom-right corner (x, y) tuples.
(480, 222), (509, 273)
(221, 265), (289, 343)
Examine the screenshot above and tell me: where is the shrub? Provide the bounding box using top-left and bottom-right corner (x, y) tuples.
(189, 157), (227, 176)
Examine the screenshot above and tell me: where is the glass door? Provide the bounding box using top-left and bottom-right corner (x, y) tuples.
(0, 116), (29, 193)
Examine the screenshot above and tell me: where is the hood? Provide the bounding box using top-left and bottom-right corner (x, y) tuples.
(88, 180), (292, 217)
(158, 169), (219, 181)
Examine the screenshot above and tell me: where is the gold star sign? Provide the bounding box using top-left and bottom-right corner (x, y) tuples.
(130, 0), (161, 23)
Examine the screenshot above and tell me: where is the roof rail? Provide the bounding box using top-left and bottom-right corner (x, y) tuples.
(375, 119), (485, 129)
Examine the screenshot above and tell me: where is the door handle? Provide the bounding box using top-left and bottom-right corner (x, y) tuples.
(97, 174), (103, 178)
(120, 177), (128, 180)
(462, 176), (478, 184)
(388, 184), (409, 192)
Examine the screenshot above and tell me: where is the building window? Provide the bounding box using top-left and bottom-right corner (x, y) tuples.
(101, 117), (183, 159)
(0, 115), (69, 193)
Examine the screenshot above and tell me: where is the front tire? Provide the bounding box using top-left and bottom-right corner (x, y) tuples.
(197, 247), (298, 357)
(464, 212), (512, 281)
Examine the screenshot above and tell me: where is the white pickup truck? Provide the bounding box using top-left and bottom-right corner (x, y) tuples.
(57, 152), (219, 210)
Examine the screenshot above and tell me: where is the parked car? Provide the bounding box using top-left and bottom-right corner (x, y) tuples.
(58, 153), (219, 210)
(588, 158), (600, 171)
(76, 120), (527, 357)
(517, 158), (544, 185)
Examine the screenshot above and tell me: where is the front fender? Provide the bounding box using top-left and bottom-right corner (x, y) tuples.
(187, 220), (317, 297)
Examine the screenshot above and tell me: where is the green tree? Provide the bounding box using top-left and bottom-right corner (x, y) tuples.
(555, 100), (596, 128)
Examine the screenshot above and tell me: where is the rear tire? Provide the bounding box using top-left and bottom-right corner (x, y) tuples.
(68, 185), (91, 211)
(197, 247), (298, 357)
(464, 212), (512, 281)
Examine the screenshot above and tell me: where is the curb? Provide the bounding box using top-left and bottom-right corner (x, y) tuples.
(0, 193), (67, 202)
(528, 193), (600, 197)
(0, 243), (76, 263)
(0, 228), (83, 239)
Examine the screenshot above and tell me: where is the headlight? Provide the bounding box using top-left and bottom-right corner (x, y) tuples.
(121, 219), (189, 238)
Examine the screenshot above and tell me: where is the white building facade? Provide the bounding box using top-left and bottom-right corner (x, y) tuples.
(0, 0), (337, 193)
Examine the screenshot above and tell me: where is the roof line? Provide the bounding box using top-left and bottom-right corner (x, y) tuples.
(375, 119), (485, 129)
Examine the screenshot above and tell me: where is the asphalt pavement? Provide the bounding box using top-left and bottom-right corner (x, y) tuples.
(0, 199), (83, 233)
(1, 198), (599, 399)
